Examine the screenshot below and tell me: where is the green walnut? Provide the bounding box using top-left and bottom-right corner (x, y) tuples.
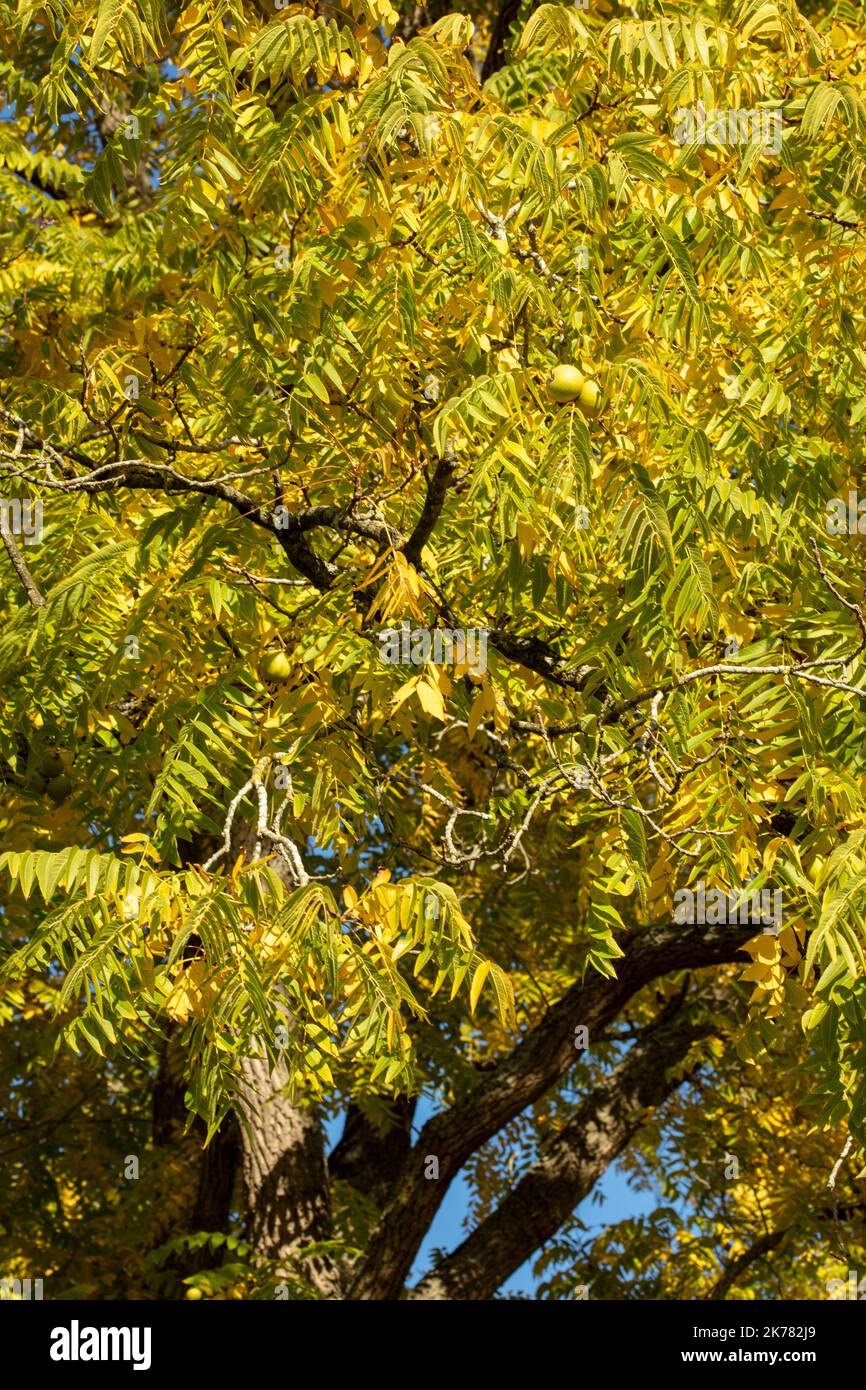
(46, 774), (73, 804)
(547, 364), (586, 402)
(39, 750), (67, 779)
(577, 378), (602, 416)
(259, 651), (293, 684)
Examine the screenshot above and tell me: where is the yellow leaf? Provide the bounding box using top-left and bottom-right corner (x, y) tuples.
(556, 549), (580, 587)
(468, 682), (495, 740)
(470, 960), (491, 1013)
(516, 519), (538, 561)
(119, 833), (161, 862)
(768, 189), (801, 210)
(417, 678), (446, 721)
(390, 674), (420, 712)
(745, 933), (781, 964)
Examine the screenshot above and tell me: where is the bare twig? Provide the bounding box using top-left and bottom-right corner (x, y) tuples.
(0, 511), (45, 608)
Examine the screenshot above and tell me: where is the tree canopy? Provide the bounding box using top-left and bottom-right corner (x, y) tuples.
(2, 0), (866, 1301)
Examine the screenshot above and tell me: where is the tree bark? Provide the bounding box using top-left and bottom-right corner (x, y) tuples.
(413, 994), (716, 1298)
(150, 1027), (241, 1283)
(330, 1098), (416, 1209)
(229, 823), (338, 1294)
(236, 1053), (337, 1295)
(349, 917), (756, 1299)
(185, 1116), (241, 1271)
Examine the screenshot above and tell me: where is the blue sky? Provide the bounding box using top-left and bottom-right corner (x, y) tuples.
(410, 1153), (656, 1297)
(326, 1096), (659, 1298)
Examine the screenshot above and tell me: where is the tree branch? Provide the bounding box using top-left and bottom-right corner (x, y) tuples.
(348, 916), (756, 1299)
(706, 1230), (786, 1301)
(0, 512), (45, 608)
(330, 1097), (416, 1208)
(403, 443), (457, 568)
(413, 992), (717, 1299)
(481, 0), (528, 83)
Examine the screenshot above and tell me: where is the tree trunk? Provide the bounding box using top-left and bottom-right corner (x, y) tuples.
(236, 1054), (337, 1296)
(224, 820), (337, 1294)
(480, 0), (527, 83)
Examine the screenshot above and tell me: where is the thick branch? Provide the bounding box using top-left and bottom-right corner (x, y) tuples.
(6, 457), (276, 530)
(0, 436), (399, 591)
(329, 1098), (416, 1208)
(403, 445), (457, 567)
(481, 0), (527, 83)
(489, 626), (601, 693)
(414, 995), (716, 1299)
(706, 1230), (786, 1301)
(349, 916), (756, 1299)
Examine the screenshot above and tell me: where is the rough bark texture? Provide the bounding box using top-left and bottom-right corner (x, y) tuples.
(348, 917), (755, 1299)
(230, 822), (338, 1292)
(329, 1098), (417, 1208)
(413, 995), (716, 1299)
(188, 1116), (241, 1256)
(236, 1053), (337, 1293)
